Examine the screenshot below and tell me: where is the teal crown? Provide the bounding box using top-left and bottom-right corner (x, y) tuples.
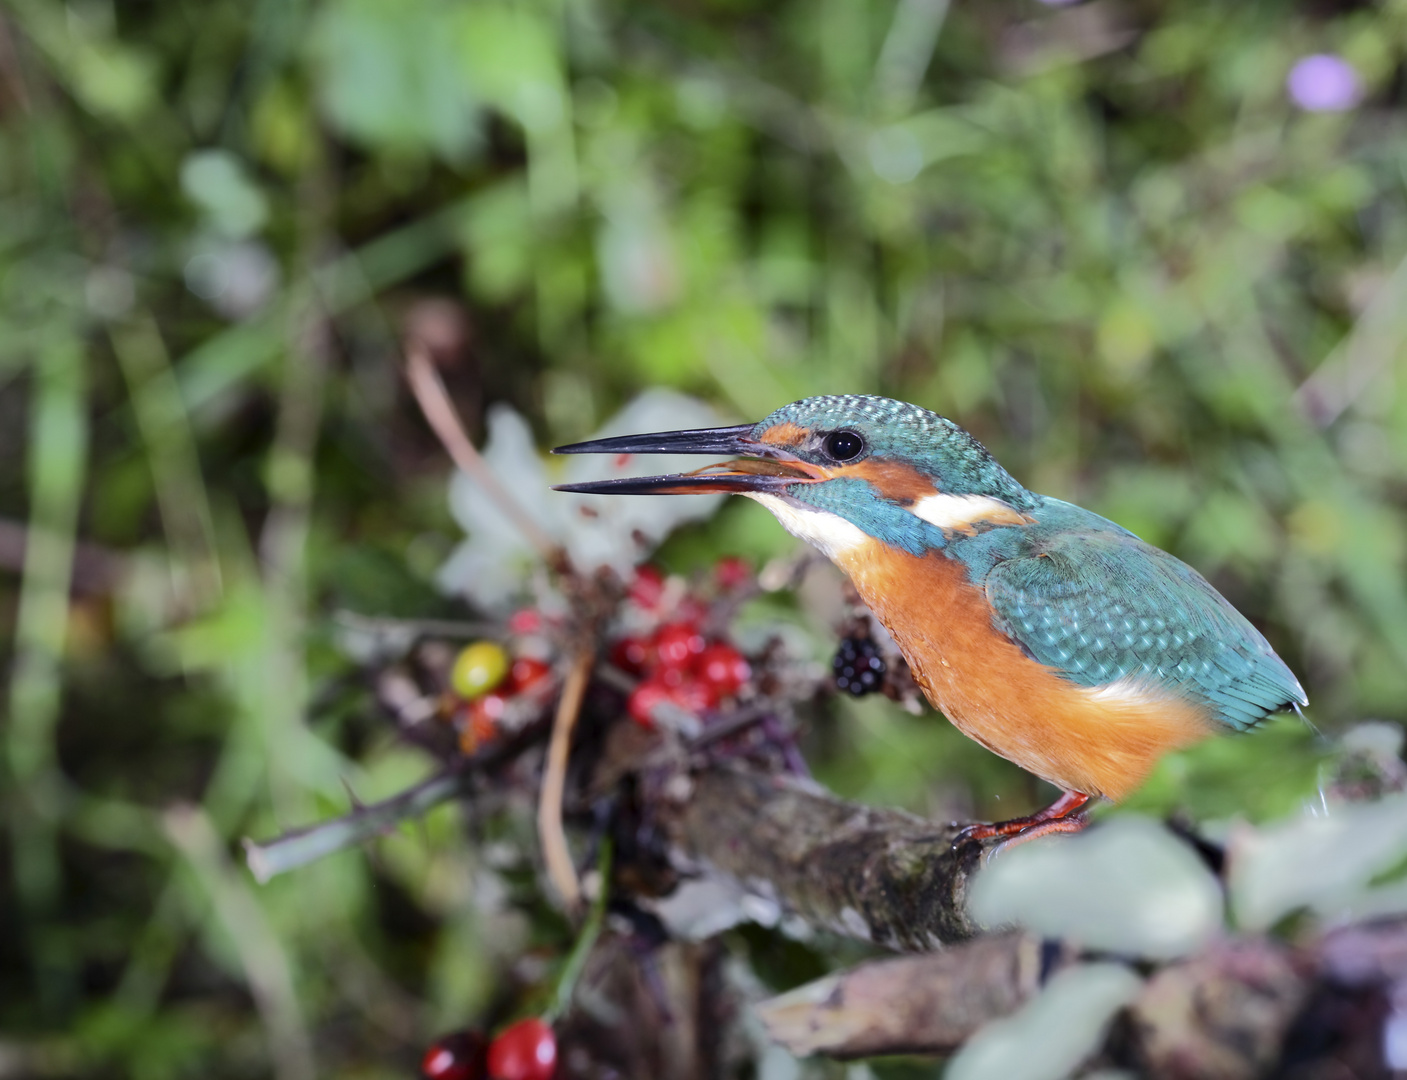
(756, 395), (1034, 508)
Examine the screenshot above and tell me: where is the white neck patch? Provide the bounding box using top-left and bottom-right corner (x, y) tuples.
(1084, 676), (1166, 707)
(745, 493), (867, 561)
(910, 492), (1025, 531)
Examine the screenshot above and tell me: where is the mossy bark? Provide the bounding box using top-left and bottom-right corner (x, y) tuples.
(664, 764), (986, 951)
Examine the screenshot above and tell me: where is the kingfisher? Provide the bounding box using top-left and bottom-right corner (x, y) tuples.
(553, 395), (1306, 842)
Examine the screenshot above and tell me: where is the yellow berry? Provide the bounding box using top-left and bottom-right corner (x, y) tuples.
(449, 641), (510, 700)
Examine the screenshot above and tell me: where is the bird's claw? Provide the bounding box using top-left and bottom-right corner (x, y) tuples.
(951, 791), (1094, 850)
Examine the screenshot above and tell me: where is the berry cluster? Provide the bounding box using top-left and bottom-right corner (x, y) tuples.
(422, 1018), (556, 1080)
(610, 564), (753, 729)
(832, 636), (886, 697)
(445, 640), (554, 754)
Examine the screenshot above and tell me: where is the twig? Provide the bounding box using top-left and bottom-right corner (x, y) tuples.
(539, 646), (595, 910)
(243, 770), (471, 883)
(404, 344), (562, 563)
(686, 703), (775, 751)
(334, 609), (507, 641)
(594, 662), (637, 695)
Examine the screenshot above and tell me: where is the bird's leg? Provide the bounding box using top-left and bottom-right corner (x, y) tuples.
(955, 790), (1093, 846)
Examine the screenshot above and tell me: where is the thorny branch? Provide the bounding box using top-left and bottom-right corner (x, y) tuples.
(242, 723), (989, 941)
(241, 719), (547, 882)
(243, 771), (473, 884)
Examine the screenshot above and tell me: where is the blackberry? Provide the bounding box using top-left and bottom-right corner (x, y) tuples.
(832, 636), (886, 696)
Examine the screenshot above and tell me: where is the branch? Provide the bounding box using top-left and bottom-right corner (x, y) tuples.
(243, 770), (473, 883)
(756, 932), (1048, 1057)
(244, 732), (988, 945)
(662, 763), (986, 951)
(756, 931), (1318, 1071)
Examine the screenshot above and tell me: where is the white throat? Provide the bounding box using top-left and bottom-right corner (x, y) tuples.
(744, 493), (868, 562)
(746, 488), (1028, 564)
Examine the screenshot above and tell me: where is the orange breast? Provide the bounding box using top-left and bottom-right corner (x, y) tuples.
(833, 543), (1215, 801)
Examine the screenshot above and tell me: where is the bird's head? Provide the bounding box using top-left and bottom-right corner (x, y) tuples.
(554, 395), (1037, 559)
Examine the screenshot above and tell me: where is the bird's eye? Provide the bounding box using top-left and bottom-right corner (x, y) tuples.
(823, 431), (865, 461)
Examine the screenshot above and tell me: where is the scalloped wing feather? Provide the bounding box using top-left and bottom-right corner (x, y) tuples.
(983, 525), (1306, 732)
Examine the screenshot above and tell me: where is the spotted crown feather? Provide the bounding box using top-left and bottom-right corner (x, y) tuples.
(757, 394), (1034, 507)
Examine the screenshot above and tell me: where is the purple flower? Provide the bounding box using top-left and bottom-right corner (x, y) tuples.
(1286, 54), (1362, 112)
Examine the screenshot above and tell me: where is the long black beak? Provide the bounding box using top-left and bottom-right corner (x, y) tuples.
(553, 424), (756, 458)
(551, 424), (819, 496)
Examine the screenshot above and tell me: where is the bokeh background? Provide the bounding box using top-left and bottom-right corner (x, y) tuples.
(2, 0), (1406, 1076)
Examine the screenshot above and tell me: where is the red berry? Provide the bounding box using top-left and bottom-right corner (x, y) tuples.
(671, 675), (718, 713)
(715, 556), (751, 590)
(610, 637), (650, 675)
(628, 673), (717, 728)
(627, 678), (671, 728)
(476, 693), (507, 723)
(628, 565), (665, 610)
(696, 643), (750, 696)
(506, 657), (551, 694)
(487, 1018), (556, 1080)
(458, 694), (505, 754)
(422, 1030), (487, 1080)
(653, 623), (705, 668)
(508, 609), (543, 635)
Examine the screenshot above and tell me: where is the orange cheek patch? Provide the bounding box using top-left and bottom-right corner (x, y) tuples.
(758, 422), (810, 445)
(840, 459), (938, 505)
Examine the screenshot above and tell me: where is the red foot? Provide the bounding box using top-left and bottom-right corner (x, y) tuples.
(956, 790), (1094, 848)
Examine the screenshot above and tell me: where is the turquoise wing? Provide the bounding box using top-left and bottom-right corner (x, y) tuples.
(981, 524), (1306, 731)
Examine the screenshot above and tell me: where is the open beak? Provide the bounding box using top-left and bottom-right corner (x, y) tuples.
(551, 424), (821, 496)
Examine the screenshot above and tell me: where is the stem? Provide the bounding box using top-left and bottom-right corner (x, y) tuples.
(403, 344), (562, 563)
(242, 770), (470, 884)
(547, 838), (612, 1024)
(334, 609), (507, 641)
(538, 647), (595, 909)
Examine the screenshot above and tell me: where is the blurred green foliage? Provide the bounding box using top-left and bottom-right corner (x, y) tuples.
(2, 0), (1407, 1075)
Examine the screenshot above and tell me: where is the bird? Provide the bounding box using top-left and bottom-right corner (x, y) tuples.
(552, 394), (1307, 843)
